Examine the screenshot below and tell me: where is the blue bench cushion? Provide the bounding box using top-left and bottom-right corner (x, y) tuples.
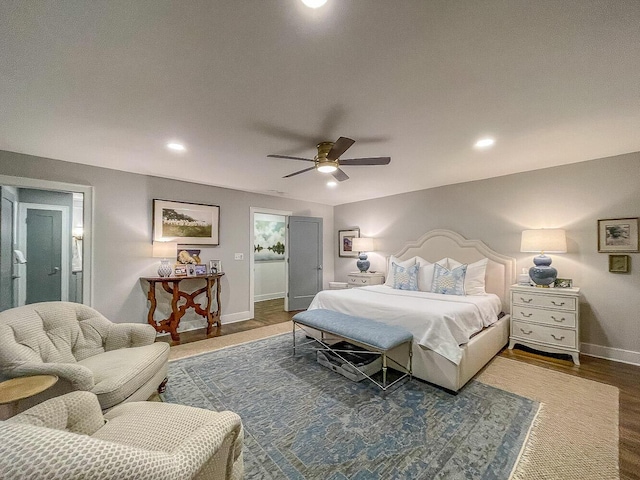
(293, 309), (413, 351)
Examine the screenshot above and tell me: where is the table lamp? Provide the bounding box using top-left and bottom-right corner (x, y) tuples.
(520, 229), (567, 287)
(351, 237), (374, 273)
(152, 241), (178, 277)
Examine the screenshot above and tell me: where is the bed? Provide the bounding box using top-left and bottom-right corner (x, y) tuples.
(309, 229), (516, 392)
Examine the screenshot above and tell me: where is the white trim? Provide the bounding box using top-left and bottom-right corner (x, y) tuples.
(249, 207), (292, 320)
(17, 203), (70, 303)
(221, 310), (252, 324)
(0, 174), (93, 306)
(254, 292), (285, 302)
(581, 342), (640, 366)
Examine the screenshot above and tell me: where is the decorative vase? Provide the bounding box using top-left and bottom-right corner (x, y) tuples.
(157, 259), (173, 277)
(356, 252), (370, 273)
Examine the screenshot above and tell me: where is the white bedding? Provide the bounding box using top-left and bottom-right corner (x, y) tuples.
(308, 285), (502, 365)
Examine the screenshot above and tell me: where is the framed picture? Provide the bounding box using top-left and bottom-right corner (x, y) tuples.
(338, 229), (360, 258)
(597, 218), (639, 252)
(608, 254), (630, 273)
(186, 264), (196, 277)
(153, 199), (220, 246)
(194, 264), (207, 276)
(209, 259), (222, 274)
(173, 264), (188, 277)
(554, 278), (573, 288)
(177, 249), (201, 264)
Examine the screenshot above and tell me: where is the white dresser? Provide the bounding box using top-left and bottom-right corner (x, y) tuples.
(508, 284), (580, 365)
(347, 272), (385, 288)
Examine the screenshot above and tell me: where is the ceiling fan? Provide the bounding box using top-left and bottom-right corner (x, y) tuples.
(267, 137), (391, 182)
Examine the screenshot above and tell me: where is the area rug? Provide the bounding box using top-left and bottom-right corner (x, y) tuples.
(163, 333), (540, 479)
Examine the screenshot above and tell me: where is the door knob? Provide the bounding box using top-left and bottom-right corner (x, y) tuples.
(48, 267), (60, 276)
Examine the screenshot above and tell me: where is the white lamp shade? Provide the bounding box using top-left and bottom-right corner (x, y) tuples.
(152, 241), (178, 258)
(520, 229), (567, 253)
(351, 237), (374, 252)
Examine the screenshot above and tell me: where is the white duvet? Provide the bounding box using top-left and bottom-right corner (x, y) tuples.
(308, 285), (502, 365)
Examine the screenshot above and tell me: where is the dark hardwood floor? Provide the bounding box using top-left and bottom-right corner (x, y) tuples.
(159, 298), (640, 480)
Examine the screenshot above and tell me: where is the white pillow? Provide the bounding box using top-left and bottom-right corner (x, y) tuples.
(447, 257), (489, 295)
(415, 256), (448, 292)
(384, 256), (416, 286)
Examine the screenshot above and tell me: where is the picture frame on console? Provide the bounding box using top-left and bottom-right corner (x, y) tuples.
(597, 217), (639, 252)
(339, 229), (360, 258)
(194, 264), (207, 276)
(209, 260), (222, 274)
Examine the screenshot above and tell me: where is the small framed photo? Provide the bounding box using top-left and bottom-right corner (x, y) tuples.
(338, 228), (360, 258)
(209, 260), (222, 274)
(194, 264), (207, 276)
(186, 264), (196, 277)
(173, 264), (188, 277)
(598, 218), (639, 252)
(554, 278), (573, 288)
(608, 254), (630, 273)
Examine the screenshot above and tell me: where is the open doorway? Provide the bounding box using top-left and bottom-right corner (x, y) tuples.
(249, 207), (292, 322)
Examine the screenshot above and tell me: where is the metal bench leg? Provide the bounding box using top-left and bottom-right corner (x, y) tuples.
(382, 353), (388, 389)
(292, 321), (296, 354)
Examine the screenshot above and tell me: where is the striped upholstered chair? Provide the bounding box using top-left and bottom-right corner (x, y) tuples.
(0, 301), (169, 411)
(0, 391), (244, 479)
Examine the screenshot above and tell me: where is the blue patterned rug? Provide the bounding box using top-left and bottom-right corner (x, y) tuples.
(162, 333), (539, 479)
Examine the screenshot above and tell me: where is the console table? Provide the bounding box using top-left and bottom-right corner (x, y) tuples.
(142, 273), (224, 341)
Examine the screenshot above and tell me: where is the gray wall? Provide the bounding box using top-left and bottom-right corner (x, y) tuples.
(334, 152), (640, 361)
(0, 150), (334, 325)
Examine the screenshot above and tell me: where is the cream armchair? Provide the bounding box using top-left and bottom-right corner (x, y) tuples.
(0, 391), (244, 480)
(0, 302), (169, 411)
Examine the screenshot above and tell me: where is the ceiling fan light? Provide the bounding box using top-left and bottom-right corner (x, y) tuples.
(317, 164), (337, 173)
(301, 0), (327, 8)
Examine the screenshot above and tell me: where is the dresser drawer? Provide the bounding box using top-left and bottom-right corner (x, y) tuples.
(511, 292), (576, 311)
(511, 306), (576, 328)
(348, 276), (374, 286)
(347, 274), (384, 288)
(511, 320), (577, 349)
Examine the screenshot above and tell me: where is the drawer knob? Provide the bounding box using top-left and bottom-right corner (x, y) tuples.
(551, 301), (566, 306)
(520, 297), (533, 303)
(519, 328), (533, 335)
(551, 334), (565, 341)
(361, 280), (367, 283)
(551, 316), (565, 323)
(521, 312), (533, 318)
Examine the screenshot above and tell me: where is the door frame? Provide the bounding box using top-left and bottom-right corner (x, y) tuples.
(0, 175), (93, 306)
(18, 203), (70, 304)
(249, 207), (292, 320)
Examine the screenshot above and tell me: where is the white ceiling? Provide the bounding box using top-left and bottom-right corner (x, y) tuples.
(1, 1), (639, 206)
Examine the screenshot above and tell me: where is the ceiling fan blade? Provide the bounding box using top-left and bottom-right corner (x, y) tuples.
(331, 168), (349, 182)
(327, 137), (355, 160)
(268, 154), (314, 162)
(283, 166), (316, 178)
(339, 156), (391, 166)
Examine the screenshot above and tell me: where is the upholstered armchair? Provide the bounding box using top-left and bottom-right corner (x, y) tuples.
(0, 391), (244, 480)
(0, 302), (169, 411)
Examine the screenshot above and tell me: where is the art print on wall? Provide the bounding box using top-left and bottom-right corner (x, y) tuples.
(153, 199), (220, 246)
(254, 219), (286, 262)
(338, 228), (360, 257)
(177, 249), (201, 264)
(597, 217), (639, 252)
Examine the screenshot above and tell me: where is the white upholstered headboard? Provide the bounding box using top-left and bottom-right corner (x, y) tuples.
(394, 229), (516, 313)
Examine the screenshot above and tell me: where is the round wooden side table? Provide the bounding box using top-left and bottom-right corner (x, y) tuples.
(0, 375), (58, 419)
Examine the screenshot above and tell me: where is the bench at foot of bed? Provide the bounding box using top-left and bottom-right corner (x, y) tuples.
(292, 309), (413, 390)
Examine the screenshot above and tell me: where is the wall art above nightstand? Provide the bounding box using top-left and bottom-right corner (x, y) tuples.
(609, 254), (630, 273)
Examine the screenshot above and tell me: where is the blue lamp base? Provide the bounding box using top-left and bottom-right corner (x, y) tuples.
(356, 253), (370, 273)
(529, 254), (557, 287)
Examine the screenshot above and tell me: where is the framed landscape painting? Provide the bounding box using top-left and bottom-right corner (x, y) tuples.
(153, 200), (220, 246)
(339, 228), (360, 257)
(597, 217), (638, 253)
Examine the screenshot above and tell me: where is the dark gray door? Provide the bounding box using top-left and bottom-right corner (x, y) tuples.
(0, 188), (16, 311)
(26, 208), (62, 304)
(287, 216), (322, 311)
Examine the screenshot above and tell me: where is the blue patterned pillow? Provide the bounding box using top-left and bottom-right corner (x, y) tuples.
(430, 263), (467, 295)
(391, 262), (419, 291)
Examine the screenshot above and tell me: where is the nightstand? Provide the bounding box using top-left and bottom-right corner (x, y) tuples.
(509, 285), (580, 365)
(347, 272), (385, 288)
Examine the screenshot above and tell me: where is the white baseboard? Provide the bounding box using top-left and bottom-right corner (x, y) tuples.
(221, 310), (252, 324)
(254, 293), (285, 302)
(171, 310), (252, 334)
(581, 342), (640, 366)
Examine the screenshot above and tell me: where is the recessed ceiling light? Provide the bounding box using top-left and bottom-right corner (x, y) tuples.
(166, 142), (186, 152)
(327, 181), (337, 187)
(474, 138), (495, 149)
(301, 0), (327, 8)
